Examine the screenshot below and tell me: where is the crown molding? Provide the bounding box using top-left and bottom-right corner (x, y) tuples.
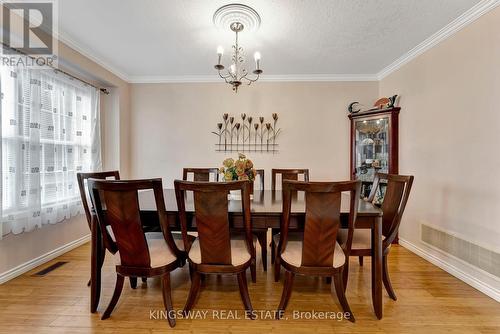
(261, 74), (379, 82)
(128, 73), (379, 84)
(377, 0), (500, 80)
(54, 31), (131, 82)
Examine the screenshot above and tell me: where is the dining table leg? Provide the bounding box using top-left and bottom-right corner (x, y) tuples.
(371, 216), (383, 319)
(90, 214), (102, 313)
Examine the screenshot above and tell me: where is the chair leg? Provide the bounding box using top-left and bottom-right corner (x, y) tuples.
(342, 257), (350, 292)
(270, 229), (278, 265)
(383, 254), (397, 301)
(188, 263), (194, 279)
(101, 274), (125, 320)
(183, 270), (201, 314)
(237, 271), (255, 319)
(333, 270), (355, 323)
(359, 256), (364, 266)
(276, 270), (294, 319)
(129, 277), (137, 289)
(161, 273), (176, 328)
(141, 277), (147, 283)
(256, 232), (267, 271)
(274, 256), (281, 282)
(250, 259), (257, 283)
(90, 246), (106, 287)
(270, 238), (276, 264)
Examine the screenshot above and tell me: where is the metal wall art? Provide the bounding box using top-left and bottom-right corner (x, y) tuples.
(212, 113), (281, 153)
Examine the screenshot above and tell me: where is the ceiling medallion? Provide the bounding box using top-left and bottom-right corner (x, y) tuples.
(213, 4), (263, 93)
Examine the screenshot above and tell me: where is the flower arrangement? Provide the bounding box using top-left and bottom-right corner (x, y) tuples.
(219, 153), (256, 182)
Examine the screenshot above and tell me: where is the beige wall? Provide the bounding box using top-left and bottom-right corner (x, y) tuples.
(0, 41), (131, 278)
(129, 82), (378, 187)
(379, 7), (500, 292)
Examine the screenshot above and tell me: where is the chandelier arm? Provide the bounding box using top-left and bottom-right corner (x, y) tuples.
(218, 70), (233, 81)
(242, 73), (260, 85)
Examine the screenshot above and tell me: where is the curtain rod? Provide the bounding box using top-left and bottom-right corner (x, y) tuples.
(1, 42), (110, 95)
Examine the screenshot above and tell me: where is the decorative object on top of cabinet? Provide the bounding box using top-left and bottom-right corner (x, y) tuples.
(213, 113), (281, 153)
(388, 94), (398, 108)
(348, 95), (399, 114)
(374, 97), (391, 109)
(348, 101), (363, 114)
(348, 107), (400, 199)
(374, 95), (399, 109)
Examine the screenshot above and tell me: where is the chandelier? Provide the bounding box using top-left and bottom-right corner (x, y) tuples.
(213, 4), (263, 92)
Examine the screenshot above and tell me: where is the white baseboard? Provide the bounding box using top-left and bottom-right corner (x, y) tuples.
(399, 238), (500, 302)
(0, 234), (90, 284)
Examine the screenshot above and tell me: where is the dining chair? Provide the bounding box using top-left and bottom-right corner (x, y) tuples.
(174, 180), (257, 317)
(275, 180), (360, 322)
(338, 173), (413, 301)
(89, 178), (186, 327)
(270, 168), (310, 264)
(182, 168), (220, 182)
(271, 168), (310, 191)
(77, 171), (120, 287)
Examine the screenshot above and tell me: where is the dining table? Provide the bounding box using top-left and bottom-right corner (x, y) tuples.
(90, 189), (384, 319)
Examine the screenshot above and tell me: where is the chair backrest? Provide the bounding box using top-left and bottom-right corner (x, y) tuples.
(182, 168), (219, 182)
(271, 168), (310, 191)
(280, 180), (360, 267)
(174, 180), (254, 266)
(255, 169), (265, 190)
(77, 171), (120, 227)
(88, 178), (181, 268)
(367, 173), (414, 247)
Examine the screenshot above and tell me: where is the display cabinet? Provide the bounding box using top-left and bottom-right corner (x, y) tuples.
(349, 107), (400, 200)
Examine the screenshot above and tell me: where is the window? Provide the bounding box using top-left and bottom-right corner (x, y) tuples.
(0, 66), (101, 237)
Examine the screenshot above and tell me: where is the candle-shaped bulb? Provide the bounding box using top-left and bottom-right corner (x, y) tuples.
(216, 46), (224, 66)
(254, 51), (261, 70)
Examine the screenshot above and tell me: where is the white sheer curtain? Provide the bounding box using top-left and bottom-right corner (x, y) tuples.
(0, 66), (101, 238)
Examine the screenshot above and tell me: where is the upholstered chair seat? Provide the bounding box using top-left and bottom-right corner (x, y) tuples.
(188, 235), (256, 266)
(273, 233), (345, 268)
(113, 233), (177, 268)
(338, 229), (388, 250)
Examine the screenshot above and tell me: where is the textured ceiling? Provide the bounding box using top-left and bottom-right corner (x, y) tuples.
(57, 0), (481, 81)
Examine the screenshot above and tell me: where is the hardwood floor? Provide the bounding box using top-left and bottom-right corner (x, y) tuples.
(0, 241), (499, 333)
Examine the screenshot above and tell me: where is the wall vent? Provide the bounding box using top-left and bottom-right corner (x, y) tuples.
(421, 224), (500, 278)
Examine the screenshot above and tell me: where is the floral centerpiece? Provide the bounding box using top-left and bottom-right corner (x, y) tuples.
(220, 153), (256, 194)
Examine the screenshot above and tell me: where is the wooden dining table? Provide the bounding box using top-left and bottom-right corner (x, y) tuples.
(90, 189), (384, 319)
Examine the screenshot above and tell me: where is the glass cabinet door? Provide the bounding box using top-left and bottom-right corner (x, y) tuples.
(354, 116), (390, 191)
